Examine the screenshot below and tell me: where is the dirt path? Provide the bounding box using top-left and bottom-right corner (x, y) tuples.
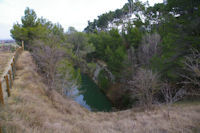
(0, 51), (200, 133)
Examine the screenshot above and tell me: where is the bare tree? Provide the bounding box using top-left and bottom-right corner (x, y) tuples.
(161, 82), (186, 104)
(138, 33), (161, 66)
(129, 68), (160, 108)
(32, 35), (64, 91)
(182, 49), (200, 95)
(161, 82), (186, 119)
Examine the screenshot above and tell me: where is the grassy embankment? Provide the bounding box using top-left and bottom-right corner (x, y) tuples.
(0, 51), (200, 133)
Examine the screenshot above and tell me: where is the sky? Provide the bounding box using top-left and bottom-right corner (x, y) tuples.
(0, 0), (163, 40)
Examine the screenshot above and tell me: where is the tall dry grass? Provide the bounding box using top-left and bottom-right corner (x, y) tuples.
(0, 52), (14, 77)
(0, 51), (200, 133)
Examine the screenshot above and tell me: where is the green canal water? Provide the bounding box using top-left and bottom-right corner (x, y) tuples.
(74, 74), (112, 112)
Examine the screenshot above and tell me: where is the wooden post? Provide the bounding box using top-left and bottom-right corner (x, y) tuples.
(0, 81), (4, 104)
(11, 63), (14, 79)
(13, 57), (16, 69)
(13, 57), (15, 64)
(13, 58), (16, 78)
(9, 70), (13, 88)
(0, 126), (2, 133)
(4, 75), (10, 97)
(22, 41), (24, 50)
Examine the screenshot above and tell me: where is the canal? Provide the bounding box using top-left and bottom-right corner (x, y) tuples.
(74, 74), (112, 112)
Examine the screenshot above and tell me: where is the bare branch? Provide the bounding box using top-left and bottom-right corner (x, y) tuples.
(128, 68), (160, 108)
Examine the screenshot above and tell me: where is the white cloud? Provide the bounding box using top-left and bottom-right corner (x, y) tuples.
(0, 0), (163, 39)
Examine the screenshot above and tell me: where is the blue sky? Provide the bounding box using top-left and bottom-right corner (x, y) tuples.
(0, 0), (163, 40)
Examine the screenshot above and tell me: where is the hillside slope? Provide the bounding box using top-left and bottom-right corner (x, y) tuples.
(0, 51), (200, 133)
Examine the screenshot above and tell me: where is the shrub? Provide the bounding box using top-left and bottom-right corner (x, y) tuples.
(161, 82), (186, 104)
(182, 49), (200, 95)
(98, 70), (110, 91)
(129, 68), (160, 108)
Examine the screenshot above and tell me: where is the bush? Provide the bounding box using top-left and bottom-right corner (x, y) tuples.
(98, 70), (110, 91)
(182, 49), (200, 95)
(129, 68), (160, 108)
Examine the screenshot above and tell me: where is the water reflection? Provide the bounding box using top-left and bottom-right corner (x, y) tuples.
(70, 74), (112, 112)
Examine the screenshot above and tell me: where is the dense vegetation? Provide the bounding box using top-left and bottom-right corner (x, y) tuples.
(11, 0), (200, 110)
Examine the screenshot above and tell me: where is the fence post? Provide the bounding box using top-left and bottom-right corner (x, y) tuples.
(9, 70), (13, 88)
(4, 75), (10, 97)
(11, 63), (14, 79)
(0, 81), (4, 104)
(0, 126), (2, 133)
(13, 58), (16, 78)
(13, 57), (15, 64)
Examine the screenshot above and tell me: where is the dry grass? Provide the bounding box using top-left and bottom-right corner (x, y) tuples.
(0, 51), (200, 133)
(0, 51), (14, 77)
